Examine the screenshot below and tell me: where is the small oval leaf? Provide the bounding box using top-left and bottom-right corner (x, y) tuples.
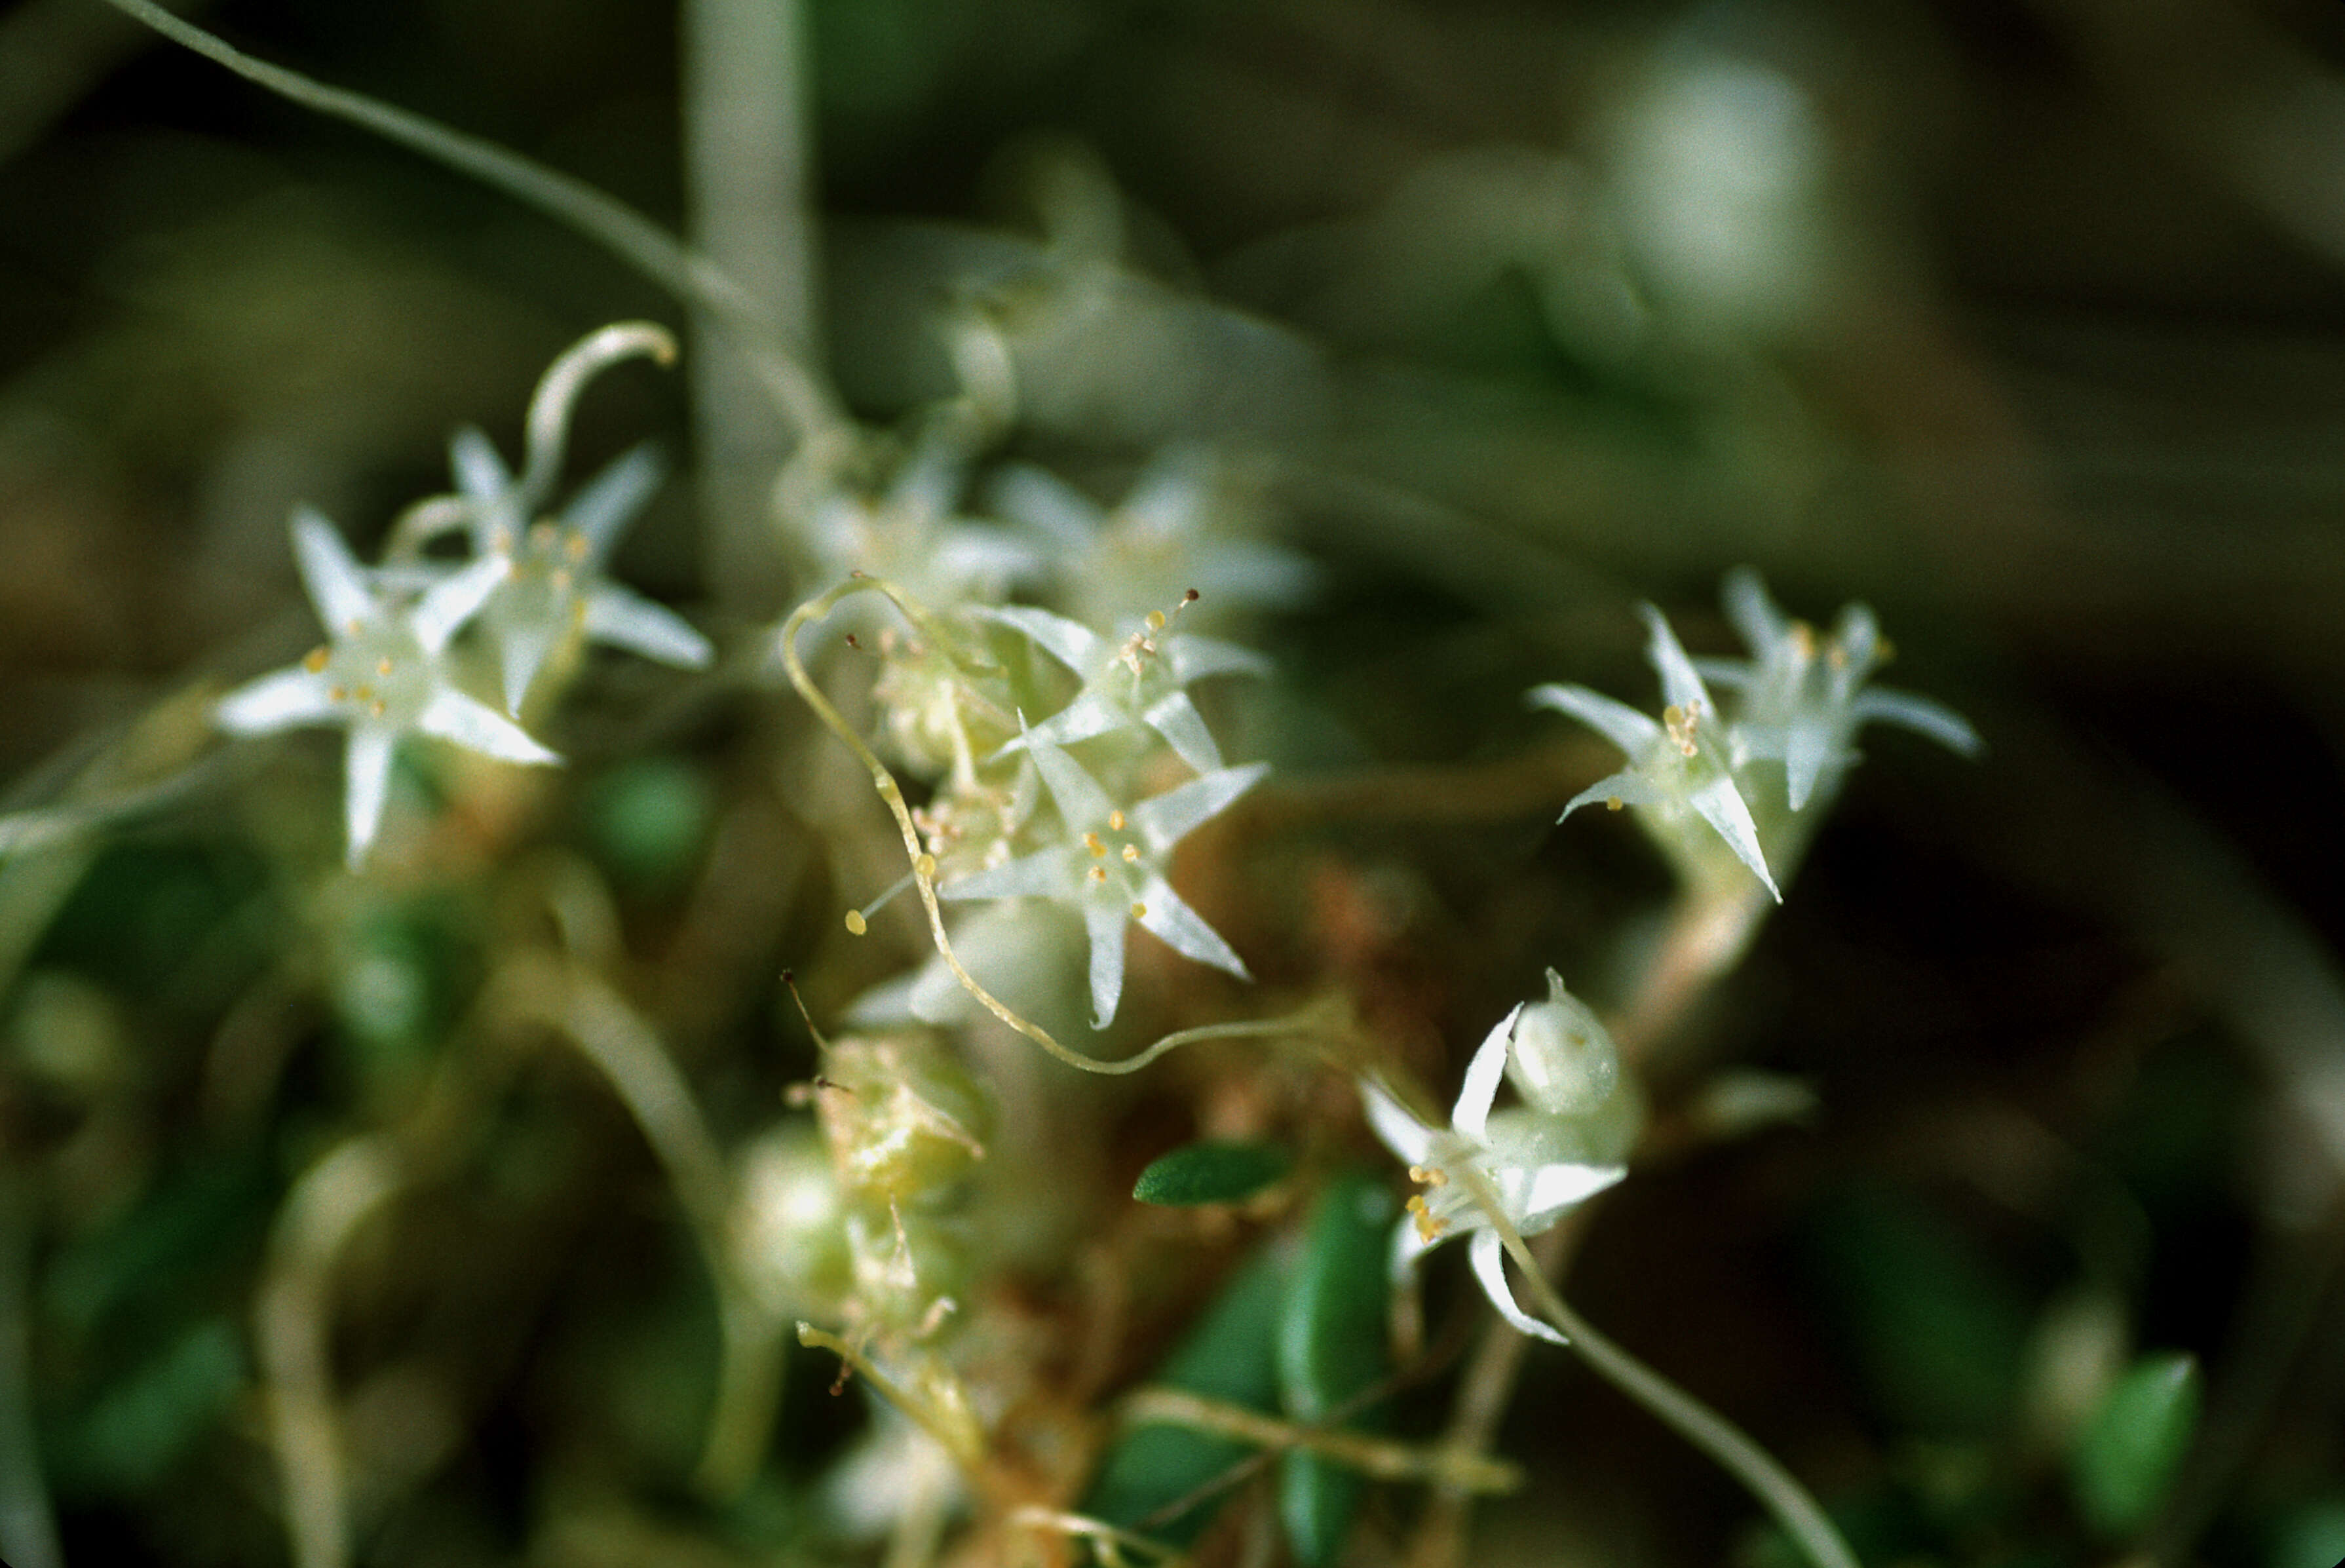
(2072, 1350), (2202, 1537)
(1134, 1141), (1293, 1206)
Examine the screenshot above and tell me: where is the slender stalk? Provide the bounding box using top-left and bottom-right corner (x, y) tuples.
(96, 0), (843, 445)
(1489, 1221), (1859, 1568)
(683, 0), (820, 613)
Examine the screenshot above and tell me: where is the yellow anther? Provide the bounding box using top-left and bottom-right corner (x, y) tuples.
(1664, 701), (1700, 757)
(529, 521), (557, 550)
(1121, 844), (1140, 863)
(376, 657), (393, 677)
(1131, 901), (1147, 919)
(1408, 1165), (1448, 1187)
(329, 685), (348, 702)
(353, 684), (375, 703)
(1108, 809), (1125, 831)
(368, 700), (387, 718)
(1145, 610), (1167, 632)
(302, 647), (330, 673)
(1088, 866), (1107, 884)
(565, 531), (590, 562)
(913, 853), (936, 878)
(845, 909), (868, 936)
(1084, 832), (1107, 857)
(1789, 622), (1817, 660)
(1605, 795), (1624, 811)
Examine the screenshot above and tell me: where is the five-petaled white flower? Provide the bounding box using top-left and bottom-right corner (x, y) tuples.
(1694, 567), (1980, 813)
(1529, 603), (1782, 901)
(1361, 1001), (1627, 1345)
(216, 510), (559, 868)
(937, 731), (1265, 1028)
(976, 602), (1268, 775)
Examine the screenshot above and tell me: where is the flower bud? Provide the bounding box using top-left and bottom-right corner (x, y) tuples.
(1506, 969), (1621, 1118)
(818, 1033), (992, 1209)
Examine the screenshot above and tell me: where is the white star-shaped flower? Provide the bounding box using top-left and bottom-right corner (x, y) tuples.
(1529, 603), (1782, 900)
(449, 430), (714, 714)
(216, 510), (559, 868)
(936, 732), (1265, 1028)
(976, 602), (1267, 774)
(1694, 567), (1979, 812)
(1361, 1002), (1627, 1346)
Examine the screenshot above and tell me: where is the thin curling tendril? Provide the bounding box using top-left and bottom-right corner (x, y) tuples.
(780, 576), (1318, 1076)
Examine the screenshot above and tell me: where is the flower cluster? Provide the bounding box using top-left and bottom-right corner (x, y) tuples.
(1531, 569), (1978, 899)
(214, 324), (712, 868)
(810, 430), (1292, 1033)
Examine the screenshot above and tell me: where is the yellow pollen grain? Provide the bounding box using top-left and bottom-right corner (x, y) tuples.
(302, 647), (330, 673)
(1121, 844), (1139, 863)
(329, 685), (348, 702)
(914, 854), (936, 878)
(565, 531), (590, 562)
(1084, 832), (1106, 856)
(368, 700), (387, 718)
(1130, 902), (1147, 919)
(376, 657), (393, 677)
(354, 684), (375, 703)
(1108, 809), (1125, 831)
(1145, 610), (1166, 632)
(844, 909), (867, 936)
(1088, 866), (1107, 884)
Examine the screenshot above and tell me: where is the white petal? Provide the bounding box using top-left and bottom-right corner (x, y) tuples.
(415, 689), (560, 765)
(1360, 1080), (1434, 1167)
(936, 848), (1073, 902)
(216, 667), (338, 735)
(499, 617), (560, 715)
(343, 727), (395, 870)
(1452, 1004), (1520, 1143)
(1134, 875), (1248, 979)
(1469, 1229), (1568, 1345)
(1083, 896), (1128, 1029)
(565, 443), (664, 559)
(450, 427), (514, 507)
(1558, 770), (1666, 822)
(1854, 687), (1982, 757)
(1832, 602), (1880, 676)
(582, 586), (714, 669)
(1141, 691), (1224, 774)
(1521, 1162), (1627, 1230)
(1527, 683), (1662, 756)
(1130, 762), (1267, 855)
(1639, 604), (1713, 716)
(292, 509), (377, 634)
(1025, 736), (1116, 834)
(1688, 657), (1753, 691)
(979, 605), (1104, 672)
(988, 463), (1102, 548)
(1002, 693), (1125, 757)
(934, 529), (1044, 592)
(411, 553), (510, 655)
(1164, 636), (1271, 685)
(1721, 567), (1789, 657)
(1120, 447), (1211, 535)
(1688, 774), (1782, 902)
(1783, 714), (1841, 812)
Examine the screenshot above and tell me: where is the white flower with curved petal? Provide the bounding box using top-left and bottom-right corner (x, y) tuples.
(807, 429), (1043, 613)
(451, 430), (713, 713)
(1692, 567), (1980, 813)
(936, 731), (1265, 1028)
(1530, 603), (1781, 901)
(975, 603), (1267, 775)
(216, 510), (559, 868)
(1361, 1003), (1627, 1346)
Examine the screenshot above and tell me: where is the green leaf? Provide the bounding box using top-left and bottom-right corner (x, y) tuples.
(1133, 1141), (1292, 1207)
(1084, 1243), (1288, 1542)
(1278, 1173), (1395, 1568)
(2072, 1351), (2202, 1537)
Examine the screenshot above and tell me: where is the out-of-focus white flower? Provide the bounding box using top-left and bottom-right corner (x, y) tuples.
(1696, 567), (1979, 813)
(989, 448), (1317, 628)
(937, 731), (1265, 1028)
(806, 429), (1042, 611)
(977, 601), (1267, 774)
(216, 510), (557, 868)
(1531, 604), (1782, 901)
(1361, 999), (1627, 1346)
